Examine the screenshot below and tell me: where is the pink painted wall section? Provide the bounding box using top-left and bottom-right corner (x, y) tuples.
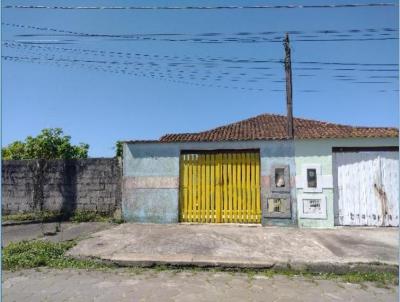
(261, 176), (270, 189)
(123, 176), (179, 189)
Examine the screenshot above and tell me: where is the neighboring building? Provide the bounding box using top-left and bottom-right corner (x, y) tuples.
(122, 113), (399, 228)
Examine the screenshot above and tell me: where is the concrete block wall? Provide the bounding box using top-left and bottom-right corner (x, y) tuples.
(2, 160), (36, 213)
(2, 158), (122, 216)
(123, 140), (297, 225)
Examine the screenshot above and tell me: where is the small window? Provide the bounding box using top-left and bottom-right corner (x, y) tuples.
(267, 198), (284, 213)
(271, 165), (290, 192)
(307, 168), (317, 188)
(275, 168), (285, 188)
(265, 196), (292, 218)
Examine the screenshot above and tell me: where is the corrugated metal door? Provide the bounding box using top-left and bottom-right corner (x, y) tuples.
(179, 151), (261, 223)
(333, 151), (399, 226)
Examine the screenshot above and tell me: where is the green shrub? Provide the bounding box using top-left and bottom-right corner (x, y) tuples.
(3, 211), (120, 224)
(2, 211), (61, 222)
(70, 211), (109, 223)
(71, 211), (97, 222)
(2, 213), (38, 222)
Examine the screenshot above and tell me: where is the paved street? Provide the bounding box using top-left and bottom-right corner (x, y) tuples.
(3, 268), (398, 302)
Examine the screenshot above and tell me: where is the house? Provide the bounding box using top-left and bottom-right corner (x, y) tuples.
(122, 113), (399, 228)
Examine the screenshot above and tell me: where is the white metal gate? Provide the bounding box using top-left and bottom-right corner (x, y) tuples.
(333, 151), (399, 226)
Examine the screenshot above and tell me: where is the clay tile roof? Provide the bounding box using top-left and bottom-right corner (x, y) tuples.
(159, 113), (398, 142)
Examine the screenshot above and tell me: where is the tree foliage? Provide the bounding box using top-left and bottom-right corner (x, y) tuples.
(2, 141), (26, 160)
(2, 128), (89, 160)
(115, 141), (123, 158)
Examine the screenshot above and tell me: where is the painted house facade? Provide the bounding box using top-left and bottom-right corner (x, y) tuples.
(122, 114), (399, 228)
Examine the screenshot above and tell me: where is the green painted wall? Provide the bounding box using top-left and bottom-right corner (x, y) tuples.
(295, 137), (398, 228)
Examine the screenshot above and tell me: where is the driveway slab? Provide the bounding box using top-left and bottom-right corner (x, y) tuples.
(68, 224), (399, 272)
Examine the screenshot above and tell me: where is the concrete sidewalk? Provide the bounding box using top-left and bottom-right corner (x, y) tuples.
(2, 222), (114, 247)
(68, 224), (399, 272)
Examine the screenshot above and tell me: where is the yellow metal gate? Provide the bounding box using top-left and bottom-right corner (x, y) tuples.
(179, 151), (261, 223)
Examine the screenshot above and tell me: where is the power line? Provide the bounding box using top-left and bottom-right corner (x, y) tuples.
(9, 35), (398, 44)
(7, 36), (399, 44)
(4, 54), (396, 92)
(4, 22), (398, 45)
(3, 41), (282, 73)
(293, 37), (397, 42)
(4, 38), (398, 85)
(3, 3), (397, 10)
(2, 55), (270, 92)
(2, 52), (277, 84)
(4, 46), (397, 83)
(354, 81), (393, 83)
(3, 22), (397, 38)
(3, 41), (397, 69)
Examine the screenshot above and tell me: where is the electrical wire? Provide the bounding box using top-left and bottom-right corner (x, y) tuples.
(4, 40), (398, 88)
(3, 41), (397, 68)
(4, 22), (398, 39)
(3, 3), (397, 10)
(2, 55), (272, 92)
(4, 53), (396, 93)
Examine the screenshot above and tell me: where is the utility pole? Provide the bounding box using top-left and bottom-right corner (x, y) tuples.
(284, 33), (294, 139)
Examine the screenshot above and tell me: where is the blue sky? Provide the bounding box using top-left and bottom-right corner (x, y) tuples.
(2, 0), (399, 157)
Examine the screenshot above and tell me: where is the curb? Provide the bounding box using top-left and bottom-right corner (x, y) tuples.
(69, 255), (399, 274)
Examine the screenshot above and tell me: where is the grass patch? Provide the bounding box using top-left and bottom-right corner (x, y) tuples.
(70, 211), (123, 224)
(115, 264), (399, 286)
(135, 266), (398, 287)
(2, 240), (116, 271)
(261, 269), (398, 287)
(70, 211), (109, 223)
(338, 271), (398, 286)
(2, 211), (61, 223)
(3, 211), (123, 224)
(243, 268), (257, 280)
